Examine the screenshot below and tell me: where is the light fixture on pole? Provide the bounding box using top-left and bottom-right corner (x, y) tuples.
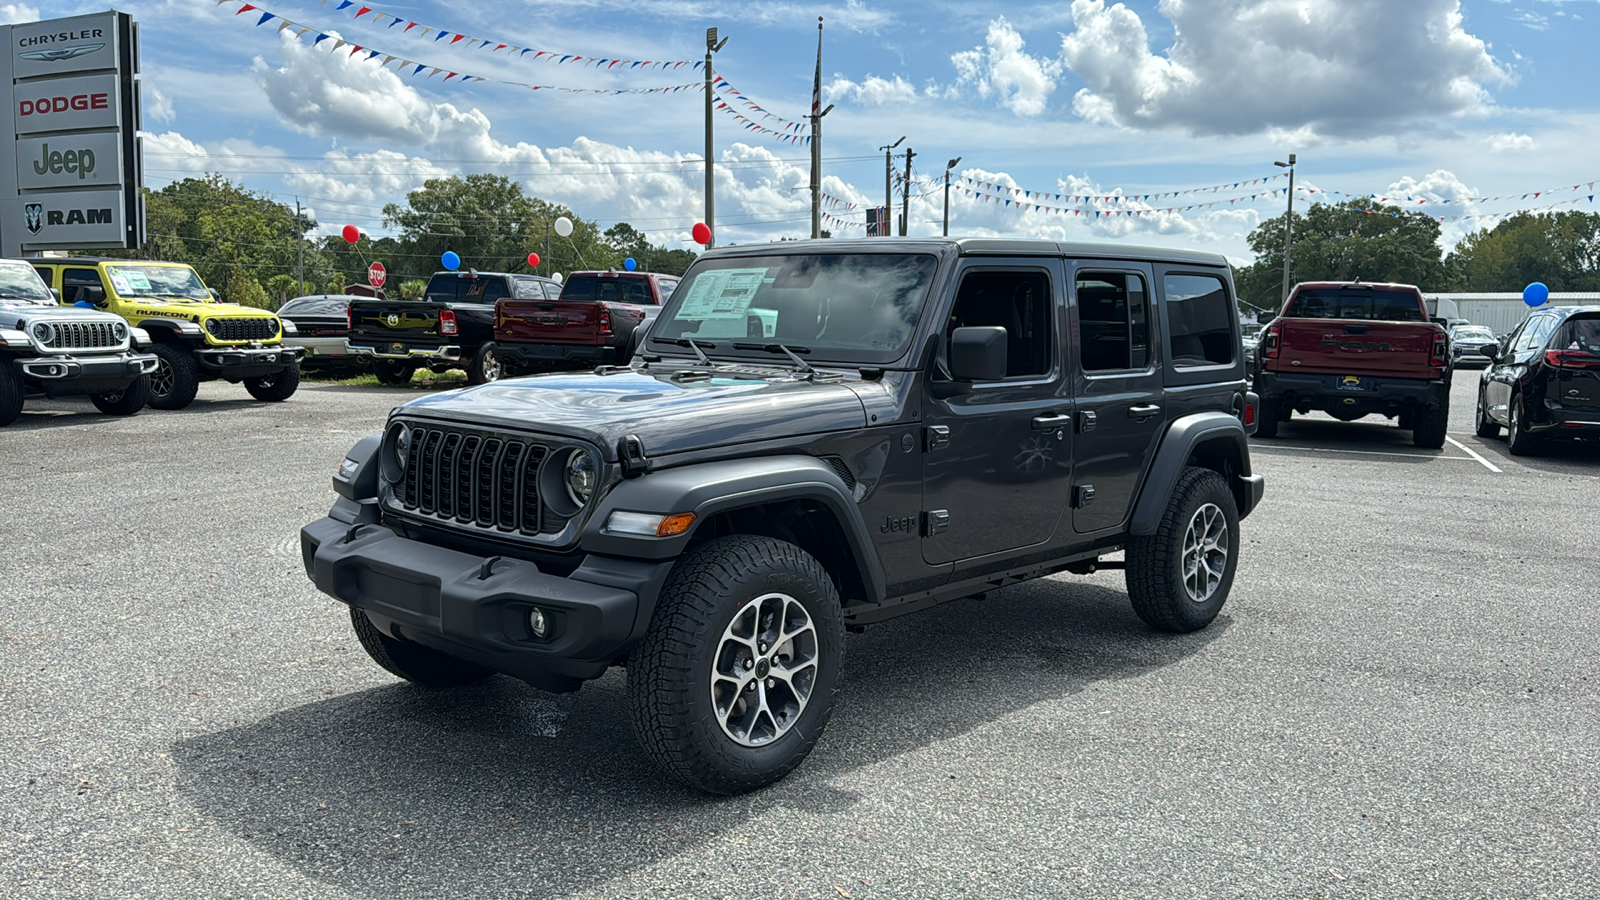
(1274, 153), (1297, 303)
(878, 136), (905, 236)
(704, 27), (729, 250)
(943, 157), (962, 237)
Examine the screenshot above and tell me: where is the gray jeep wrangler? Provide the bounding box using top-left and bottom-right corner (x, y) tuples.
(0, 259), (157, 426)
(301, 239), (1265, 793)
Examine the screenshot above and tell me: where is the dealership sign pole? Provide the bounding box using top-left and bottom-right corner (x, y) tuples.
(0, 11), (144, 255)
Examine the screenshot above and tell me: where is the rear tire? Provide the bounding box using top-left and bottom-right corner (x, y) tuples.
(1411, 404), (1448, 449)
(0, 363), (23, 426)
(1475, 388), (1501, 438)
(1506, 397), (1538, 456)
(90, 376), (150, 416)
(1254, 397), (1280, 438)
(244, 363), (300, 401)
(372, 359), (416, 386)
(146, 343), (200, 410)
(466, 342), (502, 385)
(1126, 467), (1239, 634)
(350, 608), (495, 687)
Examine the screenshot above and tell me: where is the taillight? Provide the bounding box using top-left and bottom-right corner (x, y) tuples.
(1243, 400), (1256, 426)
(598, 306), (613, 336)
(346, 306), (352, 332)
(439, 309), (458, 335)
(1546, 349), (1600, 368)
(1262, 324), (1281, 360)
(1431, 333), (1448, 367)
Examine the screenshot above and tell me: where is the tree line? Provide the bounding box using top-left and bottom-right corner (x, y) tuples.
(1234, 197), (1600, 312)
(104, 174), (698, 309)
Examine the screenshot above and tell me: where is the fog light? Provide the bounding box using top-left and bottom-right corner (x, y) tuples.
(528, 607), (549, 638)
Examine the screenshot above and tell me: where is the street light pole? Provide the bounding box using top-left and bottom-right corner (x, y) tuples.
(900, 147), (915, 236)
(704, 27), (728, 249)
(878, 136), (904, 237)
(1275, 152), (1297, 303)
(943, 157), (961, 237)
(808, 17), (834, 239)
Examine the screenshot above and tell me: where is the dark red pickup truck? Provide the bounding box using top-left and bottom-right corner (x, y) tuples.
(493, 270), (679, 373)
(1255, 281), (1451, 447)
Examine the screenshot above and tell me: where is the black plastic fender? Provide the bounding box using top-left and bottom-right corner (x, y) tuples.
(331, 434), (382, 502)
(1129, 411), (1261, 535)
(581, 455), (888, 603)
(136, 317), (205, 342)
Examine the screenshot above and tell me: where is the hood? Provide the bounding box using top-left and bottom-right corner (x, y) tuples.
(1, 303), (124, 329)
(397, 369), (868, 457)
(128, 299), (276, 319)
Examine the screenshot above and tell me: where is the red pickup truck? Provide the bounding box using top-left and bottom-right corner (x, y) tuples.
(1255, 281), (1451, 447)
(493, 270), (679, 373)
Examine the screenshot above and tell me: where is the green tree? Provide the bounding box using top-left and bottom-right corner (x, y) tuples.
(1237, 199), (1452, 310)
(224, 269), (272, 309)
(1445, 211), (1600, 292)
(398, 279), (426, 300)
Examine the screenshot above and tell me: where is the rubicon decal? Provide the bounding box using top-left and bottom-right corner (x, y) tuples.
(18, 93), (109, 116)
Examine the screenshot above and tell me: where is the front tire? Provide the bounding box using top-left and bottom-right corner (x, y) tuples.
(244, 363), (300, 401)
(1126, 467), (1240, 633)
(628, 535), (845, 795)
(350, 608), (495, 687)
(146, 343), (200, 410)
(1475, 388), (1500, 438)
(90, 376), (150, 416)
(466, 342), (502, 385)
(1506, 397), (1538, 456)
(1411, 404), (1448, 449)
(0, 363), (23, 426)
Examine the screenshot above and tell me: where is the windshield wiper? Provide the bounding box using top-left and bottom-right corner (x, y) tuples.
(650, 335), (714, 365)
(734, 342), (815, 375)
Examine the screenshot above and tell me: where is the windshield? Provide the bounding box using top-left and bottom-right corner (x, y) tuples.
(0, 262), (55, 306)
(107, 264), (210, 300)
(1452, 327), (1494, 342)
(279, 297), (349, 317)
(1286, 288), (1423, 321)
(650, 253), (939, 364)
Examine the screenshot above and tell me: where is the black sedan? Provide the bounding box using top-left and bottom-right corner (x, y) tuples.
(278, 294), (367, 373)
(1475, 306), (1600, 454)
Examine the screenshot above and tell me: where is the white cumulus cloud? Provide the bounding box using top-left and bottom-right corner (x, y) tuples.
(951, 17), (1062, 117)
(0, 3), (38, 24)
(824, 74), (917, 106)
(1487, 132), (1536, 152)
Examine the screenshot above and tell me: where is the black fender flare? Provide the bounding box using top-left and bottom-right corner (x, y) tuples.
(581, 455), (887, 603)
(136, 317), (204, 343)
(1129, 411), (1260, 535)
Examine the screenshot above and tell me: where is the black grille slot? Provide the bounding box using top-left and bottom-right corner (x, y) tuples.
(211, 318), (278, 342)
(455, 436), (480, 523)
(436, 433), (462, 519)
(521, 448), (547, 533)
(821, 455), (856, 489)
(392, 424), (562, 537)
(417, 431), (444, 514)
(475, 439), (501, 527)
(497, 444), (524, 530)
(47, 321), (119, 351)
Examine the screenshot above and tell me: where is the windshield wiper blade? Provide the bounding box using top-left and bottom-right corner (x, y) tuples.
(650, 336), (714, 364)
(733, 342), (815, 374)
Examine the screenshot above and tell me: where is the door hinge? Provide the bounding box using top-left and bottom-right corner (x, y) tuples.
(925, 425), (950, 452)
(1077, 410), (1098, 433)
(1072, 485), (1096, 508)
(924, 509), (951, 536)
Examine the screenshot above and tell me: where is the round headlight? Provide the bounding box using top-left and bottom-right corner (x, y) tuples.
(266, 318), (280, 336)
(394, 424), (412, 470)
(205, 319), (220, 336)
(113, 321), (128, 340)
(31, 322), (53, 345)
(564, 449), (597, 506)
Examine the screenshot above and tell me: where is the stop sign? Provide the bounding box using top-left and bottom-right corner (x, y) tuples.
(367, 261), (386, 287)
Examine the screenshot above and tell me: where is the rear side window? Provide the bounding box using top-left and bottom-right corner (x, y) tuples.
(1287, 288), (1423, 321)
(1076, 272), (1149, 372)
(511, 278), (544, 300)
(1551, 316), (1600, 353)
(63, 268), (104, 305)
(424, 274), (507, 303)
(560, 274), (652, 304)
(658, 279), (679, 300)
(1164, 274), (1235, 367)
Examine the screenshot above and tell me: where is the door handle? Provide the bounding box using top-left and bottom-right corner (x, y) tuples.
(1031, 412), (1074, 431)
(1128, 404), (1162, 420)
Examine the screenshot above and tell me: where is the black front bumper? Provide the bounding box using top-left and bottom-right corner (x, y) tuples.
(1257, 370), (1449, 413)
(15, 351), (158, 394)
(301, 515), (669, 690)
(197, 345), (304, 378)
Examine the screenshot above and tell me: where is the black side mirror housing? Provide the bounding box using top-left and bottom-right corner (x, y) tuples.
(49, 287), (60, 302)
(1479, 343), (1500, 362)
(208, 288), (221, 302)
(949, 326), (1008, 382)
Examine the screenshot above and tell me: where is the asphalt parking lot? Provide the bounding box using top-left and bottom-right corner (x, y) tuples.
(2, 373), (1597, 899)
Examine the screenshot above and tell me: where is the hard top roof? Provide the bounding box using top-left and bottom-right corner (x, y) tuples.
(698, 237), (1230, 268)
(44, 257), (196, 267)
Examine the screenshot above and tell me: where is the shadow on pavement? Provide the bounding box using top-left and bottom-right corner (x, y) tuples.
(172, 578), (1225, 898)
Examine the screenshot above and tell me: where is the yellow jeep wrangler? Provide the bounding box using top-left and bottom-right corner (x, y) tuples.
(33, 258), (304, 410)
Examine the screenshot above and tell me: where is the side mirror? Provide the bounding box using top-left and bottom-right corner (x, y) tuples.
(49, 287), (60, 303)
(1479, 343), (1500, 362)
(629, 325), (649, 355)
(208, 288), (221, 302)
(949, 326), (1008, 382)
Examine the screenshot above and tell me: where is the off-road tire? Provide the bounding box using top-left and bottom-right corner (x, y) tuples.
(1411, 404), (1448, 449)
(0, 362), (23, 426)
(1506, 397), (1538, 456)
(146, 343), (200, 410)
(1397, 409), (1416, 431)
(90, 376), (150, 416)
(466, 342), (502, 385)
(372, 359), (417, 386)
(1474, 388), (1500, 439)
(1126, 467), (1239, 633)
(244, 362), (300, 401)
(1254, 396), (1280, 438)
(628, 535), (846, 795)
(350, 608), (495, 687)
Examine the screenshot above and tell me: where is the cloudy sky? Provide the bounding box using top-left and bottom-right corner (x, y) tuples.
(7, 0), (1596, 263)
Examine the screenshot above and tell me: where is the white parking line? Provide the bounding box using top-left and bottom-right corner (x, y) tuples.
(1445, 435), (1504, 473)
(1253, 445), (1475, 461)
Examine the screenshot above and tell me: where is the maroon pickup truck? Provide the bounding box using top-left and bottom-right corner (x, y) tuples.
(493, 270), (679, 373)
(1255, 280), (1451, 447)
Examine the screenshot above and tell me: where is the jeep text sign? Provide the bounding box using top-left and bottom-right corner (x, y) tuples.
(11, 13), (120, 79)
(16, 131), (122, 190)
(11, 72), (119, 136)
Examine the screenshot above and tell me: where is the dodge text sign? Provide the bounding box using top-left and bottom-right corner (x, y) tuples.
(12, 72), (120, 135)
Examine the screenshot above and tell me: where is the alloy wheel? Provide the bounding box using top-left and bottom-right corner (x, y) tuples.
(483, 349), (502, 381)
(710, 592), (818, 747)
(150, 358), (174, 397)
(1182, 502), (1230, 603)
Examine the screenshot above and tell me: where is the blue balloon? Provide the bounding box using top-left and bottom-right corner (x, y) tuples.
(623, 257), (638, 271)
(1523, 282), (1549, 307)
(441, 250), (461, 271)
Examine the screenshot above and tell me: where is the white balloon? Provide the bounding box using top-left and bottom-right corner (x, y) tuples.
(552, 272), (563, 283)
(553, 216), (574, 237)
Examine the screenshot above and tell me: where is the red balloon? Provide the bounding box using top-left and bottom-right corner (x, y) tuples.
(527, 252), (540, 268)
(691, 222), (711, 245)
(341, 224), (360, 244)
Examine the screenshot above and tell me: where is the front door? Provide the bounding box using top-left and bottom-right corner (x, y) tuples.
(921, 259), (1075, 566)
(1070, 262), (1165, 534)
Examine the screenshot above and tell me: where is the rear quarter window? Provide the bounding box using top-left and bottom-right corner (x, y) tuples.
(1163, 273), (1235, 366)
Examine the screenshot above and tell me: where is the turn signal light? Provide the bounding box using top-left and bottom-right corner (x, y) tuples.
(1262, 324), (1281, 360)
(1431, 333), (1448, 367)
(656, 513), (697, 537)
(598, 306), (614, 336)
(605, 510), (697, 537)
(439, 309), (459, 335)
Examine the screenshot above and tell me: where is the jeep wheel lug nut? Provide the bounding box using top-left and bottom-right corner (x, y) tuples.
(765, 678), (776, 689)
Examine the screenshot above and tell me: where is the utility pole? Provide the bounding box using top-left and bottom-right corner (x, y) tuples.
(704, 27), (728, 249)
(878, 136), (904, 236)
(294, 197), (304, 290)
(808, 17), (834, 239)
(900, 147), (915, 236)
(1275, 153), (1297, 303)
(943, 157), (961, 237)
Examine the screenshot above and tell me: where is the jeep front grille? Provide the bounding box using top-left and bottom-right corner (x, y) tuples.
(210, 318), (278, 342)
(394, 425), (554, 536)
(44, 321), (121, 351)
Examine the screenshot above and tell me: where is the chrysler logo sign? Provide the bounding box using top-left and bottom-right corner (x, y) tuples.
(19, 43), (104, 62)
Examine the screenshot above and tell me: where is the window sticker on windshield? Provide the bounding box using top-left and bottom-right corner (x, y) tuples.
(114, 270), (152, 291)
(675, 267), (769, 319)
